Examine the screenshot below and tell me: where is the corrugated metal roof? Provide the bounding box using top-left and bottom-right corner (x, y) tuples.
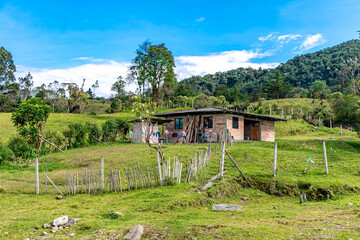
(155, 107), (287, 121)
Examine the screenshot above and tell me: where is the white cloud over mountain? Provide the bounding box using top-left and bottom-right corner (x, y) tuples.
(16, 49), (279, 97)
(298, 34), (327, 51)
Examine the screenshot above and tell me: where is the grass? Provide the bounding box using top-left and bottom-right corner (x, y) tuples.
(1, 103), (360, 239)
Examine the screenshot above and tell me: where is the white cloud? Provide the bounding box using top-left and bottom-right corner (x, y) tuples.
(16, 49), (280, 97)
(258, 33), (274, 41)
(195, 17), (205, 22)
(175, 50), (279, 80)
(277, 34), (302, 43)
(298, 34), (327, 51)
(16, 60), (131, 97)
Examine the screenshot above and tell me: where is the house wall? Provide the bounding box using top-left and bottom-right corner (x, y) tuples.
(261, 120), (275, 142)
(131, 122), (159, 144)
(226, 115), (244, 141)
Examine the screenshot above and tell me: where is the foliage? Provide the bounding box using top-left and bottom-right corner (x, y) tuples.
(328, 92), (360, 127)
(111, 76), (126, 98)
(0, 46), (16, 94)
(265, 70), (292, 103)
(0, 141), (14, 164)
(11, 97), (51, 150)
(7, 136), (34, 160)
(86, 122), (102, 144)
(129, 40), (176, 103)
(102, 120), (117, 142)
(131, 95), (157, 120)
(311, 80), (330, 99)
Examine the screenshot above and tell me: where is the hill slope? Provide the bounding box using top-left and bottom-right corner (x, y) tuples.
(181, 39), (360, 96)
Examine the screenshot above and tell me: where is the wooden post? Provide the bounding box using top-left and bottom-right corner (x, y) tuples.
(323, 140), (329, 174)
(157, 151), (163, 185)
(340, 124), (343, 135)
(45, 174), (64, 196)
(35, 157), (39, 195)
(319, 116), (321, 128)
(220, 142), (225, 178)
(101, 156), (104, 192)
(273, 142), (277, 177)
(330, 118), (332, 131)
(44, 170), (47, 194)
(225, 150), (253, 188)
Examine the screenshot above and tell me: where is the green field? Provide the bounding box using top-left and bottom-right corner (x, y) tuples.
(0, 104), (360, 239)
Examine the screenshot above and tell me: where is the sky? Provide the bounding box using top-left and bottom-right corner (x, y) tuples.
(1, 0), (360, 96)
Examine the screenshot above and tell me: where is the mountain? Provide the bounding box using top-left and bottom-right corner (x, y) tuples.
(180, 39), (360, 99)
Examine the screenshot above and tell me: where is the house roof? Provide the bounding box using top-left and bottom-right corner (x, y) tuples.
(155, 107), (287, 122)
(128, 118), (173, 124)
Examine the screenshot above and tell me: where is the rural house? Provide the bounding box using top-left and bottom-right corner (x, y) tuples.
(155, 107), (286, 143)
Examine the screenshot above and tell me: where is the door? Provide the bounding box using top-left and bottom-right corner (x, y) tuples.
(251, 122), (260, 141)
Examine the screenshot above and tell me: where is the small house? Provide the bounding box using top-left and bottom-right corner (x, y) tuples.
(155, 107), (286, 143)
(129, 118), (172, 144)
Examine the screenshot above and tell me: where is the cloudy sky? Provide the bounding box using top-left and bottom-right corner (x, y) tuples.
(1, 0), (360, 96)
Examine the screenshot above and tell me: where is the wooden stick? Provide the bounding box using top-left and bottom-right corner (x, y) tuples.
(225, 150), (253, 188)
(220, 142), (225, 178)
(273, 142), (278, 177)
(42, 138), (65, 153)
(101, 156), (104, 193)
(157, 150), (163, 185)
(44, 170), (47, 194)
(323, 140), (329, 174)
(45, 174), (64, 195)
(35, 157), (39, 195)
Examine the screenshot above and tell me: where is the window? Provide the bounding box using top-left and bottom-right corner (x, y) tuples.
(175, 118), (183, 129)
(203, 117), (213, 129)
(232, 117), (239, 129)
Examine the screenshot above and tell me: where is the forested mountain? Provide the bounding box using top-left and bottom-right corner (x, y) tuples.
(180, 39), (360, 99)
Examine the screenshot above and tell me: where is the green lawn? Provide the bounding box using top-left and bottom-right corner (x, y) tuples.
(1, 106), (360, 239)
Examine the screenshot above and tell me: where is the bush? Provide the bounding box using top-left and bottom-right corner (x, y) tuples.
(102, 120), (117, 142)
(7, 136), (34, 160)
(86, 122), (101, 144)
(0, 142), (14, 164)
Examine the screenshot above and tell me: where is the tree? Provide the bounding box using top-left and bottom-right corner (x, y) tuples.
(311, 80), (330, 100)
(266, 70), (292, 103)
(129, 40), (176, 103)
(91, 80), (99, 98)
(18, 72), (33, 101)
(0, 46), (16, 94)
(111, 76), (126, 98)
(11, 98), (51, 151)
(64, 79), (90, 114)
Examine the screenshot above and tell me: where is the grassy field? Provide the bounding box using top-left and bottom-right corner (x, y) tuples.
(0, 104), (360, 239)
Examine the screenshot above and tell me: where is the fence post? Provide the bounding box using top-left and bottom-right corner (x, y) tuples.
(35, 157), (39, 195)
(340, 124), (343, 135)
(157, 151), (163, 185)
(220, 142), (225, 178)
(101, 156), (104, 192)
(323, 140), (329, 174)
(273, 142), (277, 177)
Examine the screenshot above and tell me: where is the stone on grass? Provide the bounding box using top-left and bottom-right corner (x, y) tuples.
(241, 196), (248, 201)
(212, 204), (243, 211)
(124, 225), (144, 240)
(347, 203), (353, 207)
(108, 212), (124, 219)
(201, 182), (213, 191)
(41, 231), (47, 236)
(51, 226), (58, 233)
(52, 216), (68, 227)
(64, 218), (77, 227)
(56, 195), (64, 200)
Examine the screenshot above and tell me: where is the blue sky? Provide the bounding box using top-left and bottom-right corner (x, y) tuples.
(1, 0), (360, 96)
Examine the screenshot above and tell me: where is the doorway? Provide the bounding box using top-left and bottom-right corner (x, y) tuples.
(244, 120), (260, 141)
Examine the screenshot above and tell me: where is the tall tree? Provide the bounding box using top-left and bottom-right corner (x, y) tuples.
(111, 76), (127, 98)
(129, 40), (176, 103)
(266, 70), (292, 103)
(0, 46), (16, 94)
(18, 72), (33, 101)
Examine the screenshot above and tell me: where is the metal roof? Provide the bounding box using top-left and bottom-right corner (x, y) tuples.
(155, 107), (287, 122)
(128, 118), (173, 124)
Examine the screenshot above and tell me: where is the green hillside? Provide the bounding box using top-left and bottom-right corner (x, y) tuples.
(181, 39), (360, 97)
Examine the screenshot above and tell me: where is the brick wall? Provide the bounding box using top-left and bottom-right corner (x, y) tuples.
(227, 115), (244, 141)
(261, 120), (275, 142)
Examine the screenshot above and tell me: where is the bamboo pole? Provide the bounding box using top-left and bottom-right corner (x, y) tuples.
(35, 157), (39, 195)
(323, 140), (329, 174)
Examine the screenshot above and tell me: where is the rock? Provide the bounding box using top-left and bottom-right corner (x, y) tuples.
(64, 218), (77, 227)
(241, 196), (248, 201)
(108, 212), (124, 219)
(297, 174), (302, 177)
(212, 204), (243, 211)
(52, 215), (68, 227)
(51, 226), (58, 233)
(58, 226), (63, 230)
(41, 231), (47, 236)
(56, 195), (64, 200)
(257, 193), (263, 197)
(273, 206), (279, 209)
(68, 233), (75, 237)
(43, 223), (51, 229)
(124, 225), (144, 240)
(347, 203), (353, 207)
(201, 182), (213, 191)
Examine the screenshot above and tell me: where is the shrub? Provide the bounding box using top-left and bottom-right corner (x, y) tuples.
(86, 122), (102, 144)
(7, 136), (34, 160)
(0, 142), (14, 164)
(102, 120), (117, 142)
